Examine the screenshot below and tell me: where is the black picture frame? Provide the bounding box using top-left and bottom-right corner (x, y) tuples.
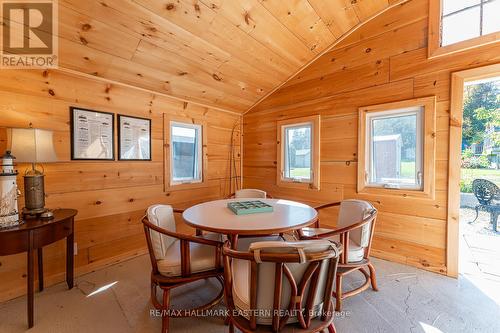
(70, 107), (115, 160)
(117, 114), (152, 161)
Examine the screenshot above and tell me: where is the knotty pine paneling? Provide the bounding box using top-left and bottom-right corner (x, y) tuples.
(244, 0), (500, 275)
(0, 69), (241, 302)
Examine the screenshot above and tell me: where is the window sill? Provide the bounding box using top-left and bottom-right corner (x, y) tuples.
(277, 179), (320, 191)
(166, 180), (206, 192)
(357, 184), (434, 199)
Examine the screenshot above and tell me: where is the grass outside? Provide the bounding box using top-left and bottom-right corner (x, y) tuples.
(290, 164), (500, 190)
(401, 161), (415, 178)
(461, 168), (500, 192)
(289, 168), (310, 178)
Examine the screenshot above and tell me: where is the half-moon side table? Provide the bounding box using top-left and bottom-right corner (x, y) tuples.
(0, 208), (78, 328)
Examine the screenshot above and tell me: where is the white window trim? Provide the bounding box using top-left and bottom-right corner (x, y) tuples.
(357, 97), (436, 199)
(282, 121), (313, 183)
(276, 115), (320, 190)
(169, 121), (203, 186)
(365, 107), (424, 191)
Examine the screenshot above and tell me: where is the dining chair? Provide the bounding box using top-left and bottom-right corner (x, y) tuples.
(298, 199), (378, 311)
(223, 238), (341, 333)
(142, 204), (224, 333)
(226, 188), (273, 199)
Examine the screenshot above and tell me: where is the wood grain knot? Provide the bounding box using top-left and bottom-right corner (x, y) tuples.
(81, 23), (92, 31)
(79, 36), (88, 45)
(212, 73), (222, 81)
(365, 48), (372, 53)
(129, 198), (134, 202)
(243, 11), (251, 25)
(95, 200), (102, 205)
(166, 3), (175, 10)
(48, 89), (55, 96)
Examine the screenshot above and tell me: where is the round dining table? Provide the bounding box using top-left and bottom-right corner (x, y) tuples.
(182, 198), (318, 247)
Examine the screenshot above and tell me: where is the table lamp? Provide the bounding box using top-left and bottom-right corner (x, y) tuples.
(9, 128), (58, 218)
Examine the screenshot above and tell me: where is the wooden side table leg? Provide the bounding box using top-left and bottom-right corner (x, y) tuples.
(27, 231), (34, 328)
(66, 232), (74, 289)
(38, 248), (44, 292)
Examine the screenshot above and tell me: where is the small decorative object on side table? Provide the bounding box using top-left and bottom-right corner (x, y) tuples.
(0, 150), (21, 229)
(9, 128), (58, 219)
(0, 209), (78, 328)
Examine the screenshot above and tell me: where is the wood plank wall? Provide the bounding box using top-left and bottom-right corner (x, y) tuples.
(0, 69), (241, 302)
(243, 0), (500, 275)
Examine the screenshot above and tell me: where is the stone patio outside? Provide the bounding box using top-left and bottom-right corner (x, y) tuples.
(459, 192), (500, 291)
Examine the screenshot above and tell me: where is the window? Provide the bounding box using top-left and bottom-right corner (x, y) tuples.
(429, 0), (500, 57)
(358, 97), (436, 198)
(366, 107), (423, 190)
(170, 122), (202, 185)
(442, 0), (499, 46)
(277, 115), (320, 190)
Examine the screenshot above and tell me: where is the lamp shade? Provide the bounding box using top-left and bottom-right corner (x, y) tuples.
(9, 128), (58, 163)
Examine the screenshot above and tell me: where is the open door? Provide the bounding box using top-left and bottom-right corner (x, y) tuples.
(448, 63), (500, 279)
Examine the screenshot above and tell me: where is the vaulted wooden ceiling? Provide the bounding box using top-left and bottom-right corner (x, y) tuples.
(57, 0), (397, 112)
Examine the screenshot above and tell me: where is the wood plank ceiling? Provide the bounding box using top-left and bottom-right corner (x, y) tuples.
(57, 0), (393, 112)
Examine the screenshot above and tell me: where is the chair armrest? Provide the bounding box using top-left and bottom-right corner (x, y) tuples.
(299, 208), (377, 239)
(314, 201), (341, 211)
(298, 227), (342, 240)
(142, 216), (222, 247)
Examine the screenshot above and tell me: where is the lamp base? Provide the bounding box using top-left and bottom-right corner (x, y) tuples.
(22, 207), (54, 219)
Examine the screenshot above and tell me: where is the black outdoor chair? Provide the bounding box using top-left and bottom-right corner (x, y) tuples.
(471, 179), (500, 232)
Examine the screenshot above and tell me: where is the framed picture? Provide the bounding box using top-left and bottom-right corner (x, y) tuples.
(70, 107), (115, 160)
(117, 115), (151, 161)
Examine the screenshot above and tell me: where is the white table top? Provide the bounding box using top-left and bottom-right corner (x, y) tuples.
(182, 199), (318, 235)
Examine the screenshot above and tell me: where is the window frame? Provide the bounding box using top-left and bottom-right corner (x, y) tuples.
(276, 115), (320, 190)
(164, 115), (207, 191)
(366, 107), (424, 190)
(170, 121), (203, 185)
(428, 0), (500, 58)
(357, 97), (436, 199)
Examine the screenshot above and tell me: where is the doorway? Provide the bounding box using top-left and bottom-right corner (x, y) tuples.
(448, 64), (500, 294)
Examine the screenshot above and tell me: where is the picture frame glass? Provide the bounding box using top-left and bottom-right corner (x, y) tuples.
(71, 107), (114, 160)
(118, 115), (151, 160)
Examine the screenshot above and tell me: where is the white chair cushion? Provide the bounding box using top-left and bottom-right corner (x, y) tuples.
(338, 200), (374, 248)
(232, 235), (285, 321)
(147, 205), (177, 259)
(235, 189), (267, 199)
(300, 227), (365, 263)
(235, 235), (284, 251)
(157, 233), (222, 277)
(233, 238), (337, 325)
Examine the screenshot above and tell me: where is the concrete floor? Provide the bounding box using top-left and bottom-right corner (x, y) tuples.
(0, 255), (499, 333)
